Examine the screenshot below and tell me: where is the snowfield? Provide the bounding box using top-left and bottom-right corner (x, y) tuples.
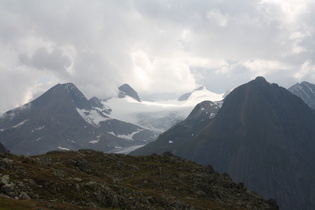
(102, 87), (224, 133)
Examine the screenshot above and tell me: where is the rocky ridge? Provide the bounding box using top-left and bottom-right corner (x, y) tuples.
(0, 150), (278, 209)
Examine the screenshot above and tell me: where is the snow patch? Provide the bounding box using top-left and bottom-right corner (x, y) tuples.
(35, 137), (43, 141)
(113, 144), (146, 154)
(298, 86), (310, 99)
(31, 126), (45, 132)
(107, 129), (143, 141)
(12, 120), (28, 128)
(89, 135), (101, 144)
(76, 108), (108, 126)
(58, 146), (70, 151)
(107, 131), (115, 136)
(169, 140), (173, 144)
(89, 140), (99, 144)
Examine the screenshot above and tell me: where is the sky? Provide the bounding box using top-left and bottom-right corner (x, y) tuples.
(1, 0), (315, 114)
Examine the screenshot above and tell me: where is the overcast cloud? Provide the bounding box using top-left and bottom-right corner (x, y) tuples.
(1, 0), (315, 114)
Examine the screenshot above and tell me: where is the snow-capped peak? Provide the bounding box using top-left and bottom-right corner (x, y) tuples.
(178, 86), (224, 103)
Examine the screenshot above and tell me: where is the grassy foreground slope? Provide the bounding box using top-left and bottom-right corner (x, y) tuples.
(0, 150), (278, 209)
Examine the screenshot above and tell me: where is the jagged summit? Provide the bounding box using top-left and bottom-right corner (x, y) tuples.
(254, 76), (267, 82)
(245, 76), (276, 89)
(48, 83), (92, 110)
(118, 84), (141, 102)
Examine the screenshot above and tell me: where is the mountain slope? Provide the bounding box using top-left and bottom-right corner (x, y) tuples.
(0, 150), (278, 209)
(288, 81), (315, 109)
(131, 100), (220, 155)
(131, 77), (315, 210)
(0, 83), (155, 155)
(0, 142), (7, 153)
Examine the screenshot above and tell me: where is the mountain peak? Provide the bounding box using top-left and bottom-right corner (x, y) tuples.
(118, 84), (141, 102)
(178, 86), (223, 102)
(133, 78), (315, 210)
(45, 83), (91, 110)
(254, 76), (267, 83)
(288, 81), (315, 109)
(247, 76), (270, 87)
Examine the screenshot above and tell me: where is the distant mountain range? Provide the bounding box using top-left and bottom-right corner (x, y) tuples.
(131, 77), (315, 210)
(2, 76), (315, 209)
(0, 82), (223, 155)
(0, 83), (156, 155)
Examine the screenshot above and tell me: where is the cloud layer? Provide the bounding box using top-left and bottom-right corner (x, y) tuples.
(1, 0), (315, 113)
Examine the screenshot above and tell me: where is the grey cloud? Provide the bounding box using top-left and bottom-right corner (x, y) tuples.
(191, 62), (252, 94)
(1, 0), (315, 113)
(19, 47), (71, 72)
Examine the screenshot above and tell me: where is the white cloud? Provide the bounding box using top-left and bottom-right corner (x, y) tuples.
(130, 50), (197, 97)
(259, 0), (309, 25)
(294, 60), (315, 81)
(243, 60), (290, 76)
(207, 9), (229, 27)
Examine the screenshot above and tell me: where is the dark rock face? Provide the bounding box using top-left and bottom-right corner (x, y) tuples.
(0, 150), (279, 210)
(118, 84), (141, 102)
(288, 81), (315, 109)
(88, 96), (112, 114)
(0, 83), (155, 155)
(88, 96), (104, 109)
(131, 100), (221, 156)
(132, 77), (315, 210)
